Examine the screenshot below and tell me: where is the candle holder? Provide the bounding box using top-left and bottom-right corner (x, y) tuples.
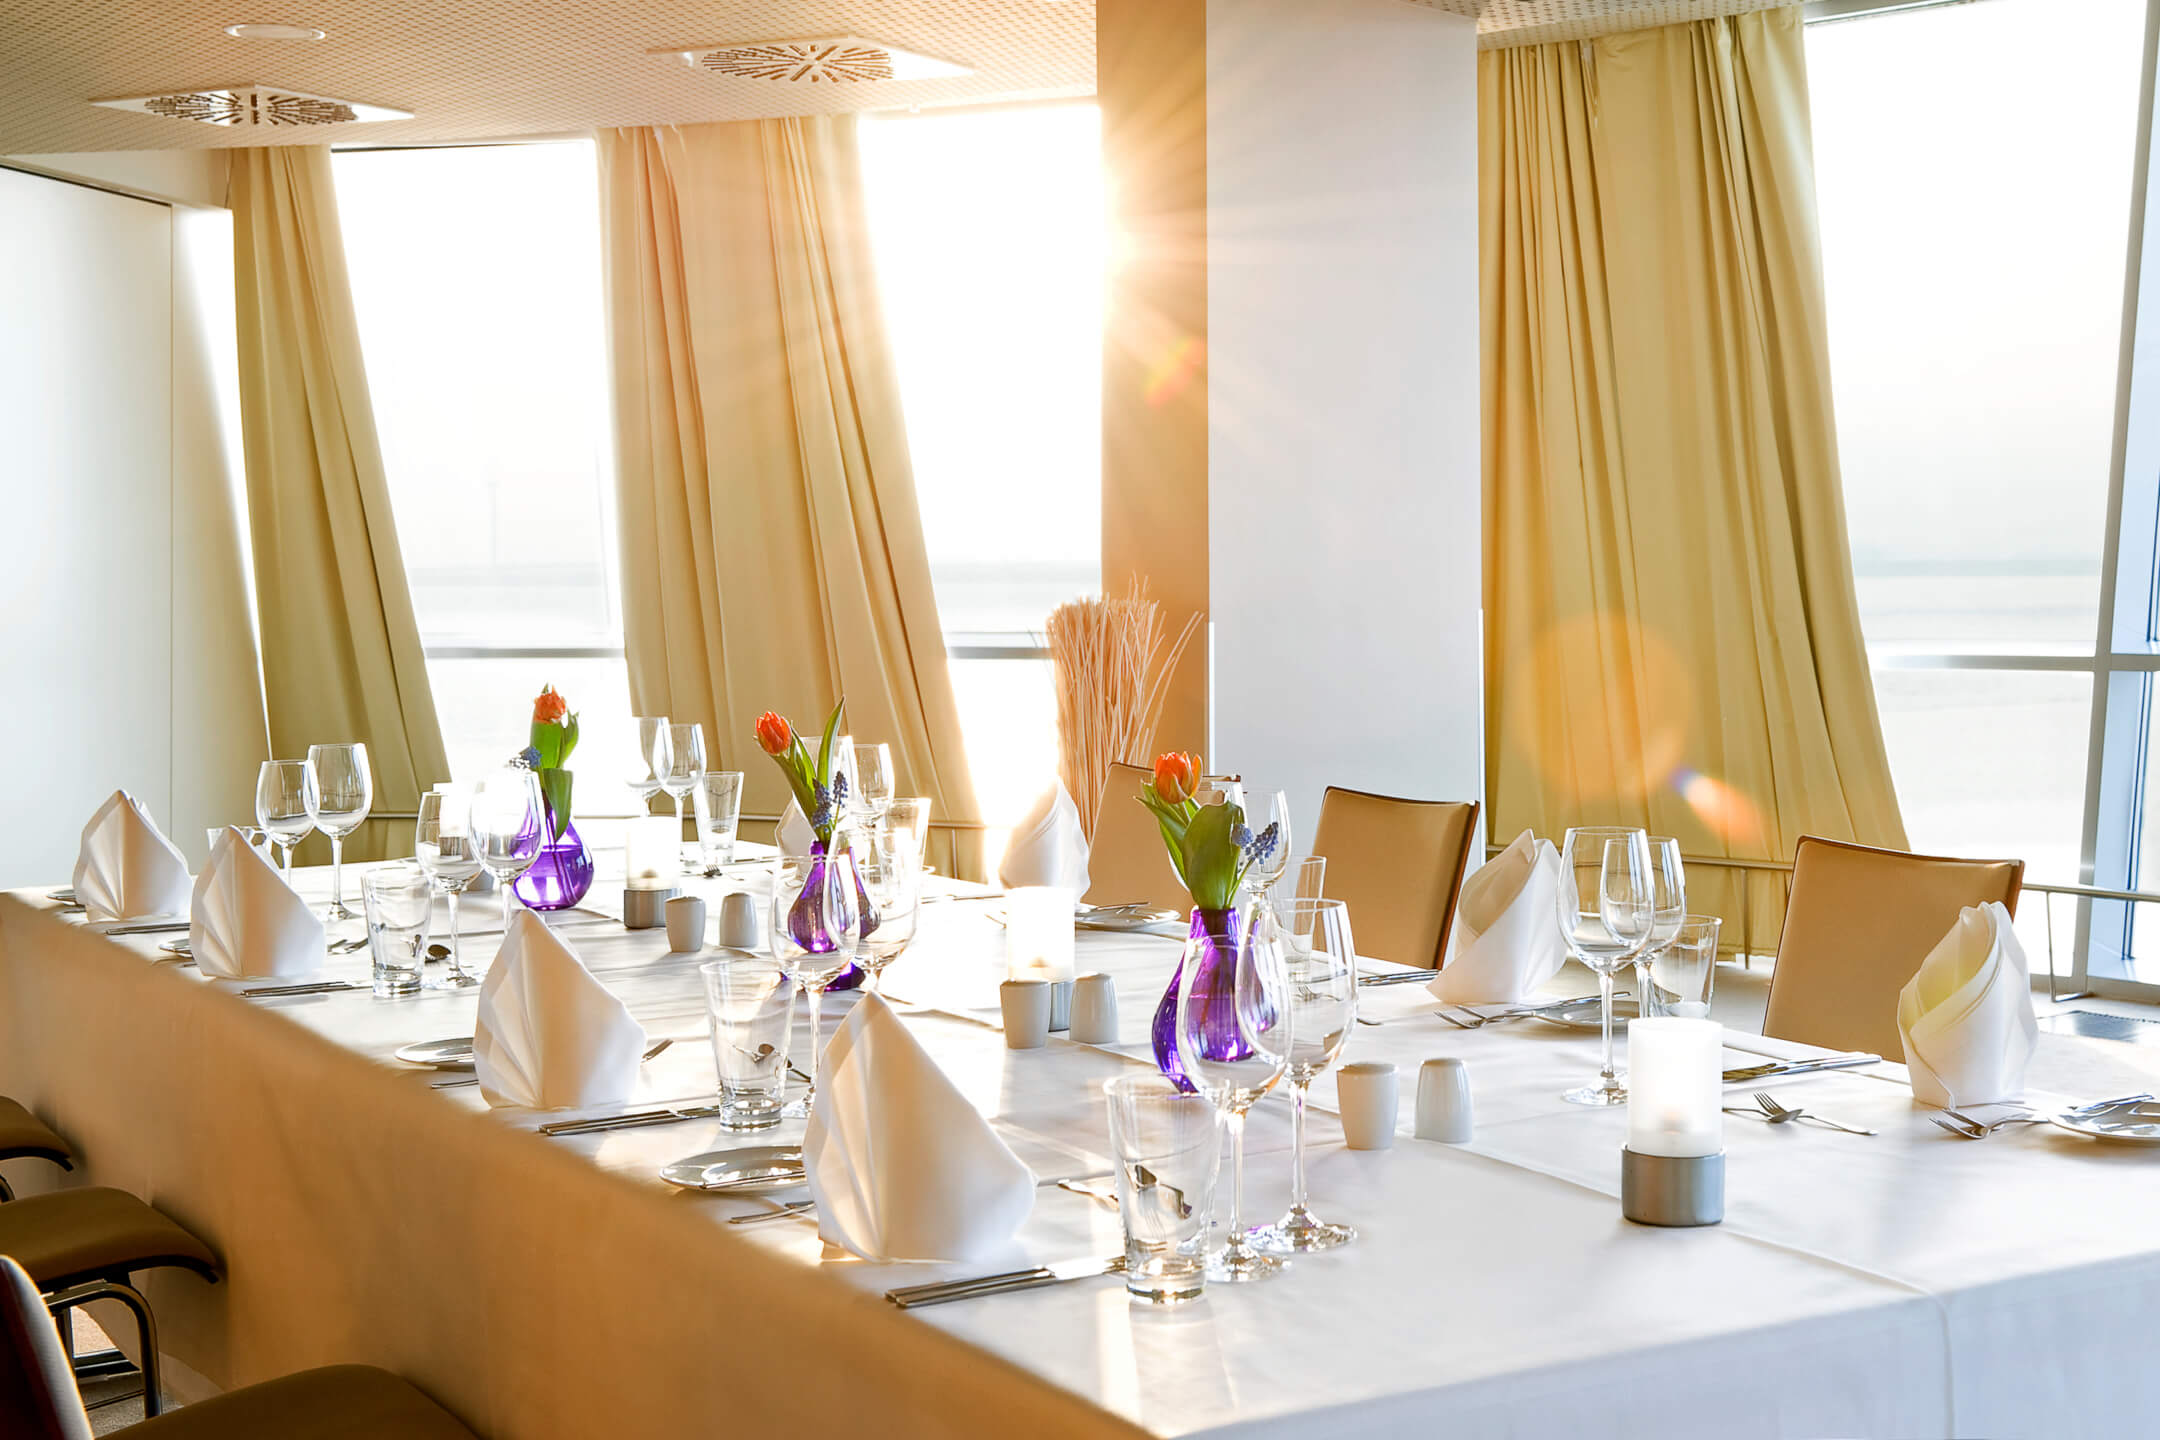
(623, 815), (682, 931)
(1620, 1017), (1725, 1228)
(1005, 886), (1076, 1031)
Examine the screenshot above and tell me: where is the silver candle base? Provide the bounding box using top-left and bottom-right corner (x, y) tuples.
(1620, 1146), (1724, 1227)
(622, 885), (680, 930)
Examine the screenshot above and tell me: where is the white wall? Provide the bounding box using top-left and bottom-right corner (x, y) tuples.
(3, 150), (230, 208)
(0, 159), (265, 877)
(1204, 0), (1483, 853)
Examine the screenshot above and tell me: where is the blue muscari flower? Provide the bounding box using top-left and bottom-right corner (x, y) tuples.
(832, 772), (849, 805)
(1230, 823), (1254, 850)
(1242, 822), (1280, 866)
(511, 746), (541, 769)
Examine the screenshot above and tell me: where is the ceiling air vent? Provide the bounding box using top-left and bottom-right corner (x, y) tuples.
(93, 86), (410, 127)
(664, 37), (972, 83)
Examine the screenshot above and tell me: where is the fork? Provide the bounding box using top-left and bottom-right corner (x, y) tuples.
(1930, 1109), (2043, 1139)
(1754, 1092), (1876, 1136)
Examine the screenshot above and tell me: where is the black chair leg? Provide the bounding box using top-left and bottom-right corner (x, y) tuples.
(48, 1279), (163, 1417)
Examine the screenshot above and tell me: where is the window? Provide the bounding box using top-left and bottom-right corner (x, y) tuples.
(334, 141), (643, 815)
(858, 104), (1106, 855)
(1808, 0), (2150, 985)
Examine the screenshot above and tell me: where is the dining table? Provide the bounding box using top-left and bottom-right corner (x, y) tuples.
(6, 845), (2160, 1439)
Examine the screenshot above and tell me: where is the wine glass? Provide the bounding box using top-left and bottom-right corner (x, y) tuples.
(1288, 855), (1327, 903)
(882, 797), (933, 874)
(416, 788), (484, 987)
(773, 849), (863, 1115)
(1636, 836), (1687, 1010)
(254, 760), (314, 880)
(1241, 788), (1292, 896)
(660, 722), (705, 862)
(473, 770), (545, 921)
(852, 742), (896, 821)
(1175, 905), (1293, 1283)
(304, 743), (373, 920)
(630, 716), (670, 812)
(851, 835), (920, 994)
(1555, 827), (1655, 1106)
(1256, 898), (1357, 1253)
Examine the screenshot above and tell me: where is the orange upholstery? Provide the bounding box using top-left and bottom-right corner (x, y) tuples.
(1083, 762), (1192, 912)
(1309, 789), (1480, 969)
(0, 1188), (219, 1292)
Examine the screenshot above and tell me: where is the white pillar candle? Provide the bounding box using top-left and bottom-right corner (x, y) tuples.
(1004, 886), (1076, 983)
(1626, 1017), (1724, 1159)
(625, 815), (681, 890)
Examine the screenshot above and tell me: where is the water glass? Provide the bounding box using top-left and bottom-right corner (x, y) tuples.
(701, 957), (795, 1130)
(255, 759), (314, 879)
(882, 797), (933, 873)
(305, 742), (373, 921)
(693, 771), (745, 873)
(1644, 915), (1721, 1018)
(1286, 854), (1327, 903)
(363, 863), (433, 997)
(1104, 1073), (1222, 1306)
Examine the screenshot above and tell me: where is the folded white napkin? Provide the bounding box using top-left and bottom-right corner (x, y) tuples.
(190, 826), (325, 979)
(776, 799), (816, 856)
(805, 992), (1036, 1262)
(73, 790), (193, 922)
(1429, 830), (1565, 1004)
(475, 910), (647, 1109)
(998, 780), (1092, 893)
(1897, 902), (2038, 1109)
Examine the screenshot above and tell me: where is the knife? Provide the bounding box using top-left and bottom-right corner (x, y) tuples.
(537, 1105), (725, 1137)
(1358, 969), (1440, 987)
(886, 1256), (1125, 1309)
(1723, 1053), (1878, 1084)
(97, 920), (193, 935)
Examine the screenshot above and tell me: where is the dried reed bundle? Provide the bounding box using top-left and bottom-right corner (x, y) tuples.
(1047, 582), (1200, 841)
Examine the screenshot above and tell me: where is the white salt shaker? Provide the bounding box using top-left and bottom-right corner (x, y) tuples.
(1336, 1062), (1398, 1150)
(1068, 973), (1119, 1044)
(1414, 1058), (1474, 1143)
(715, 891), (762, 951)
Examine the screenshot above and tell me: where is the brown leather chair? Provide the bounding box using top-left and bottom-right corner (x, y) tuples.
(1309, 788), (1481, 969)
(1082, 762), (1193, 913)
(0, 1098), (75, 1202)
(0, 1188), (221, 1417)
(0, 1255), (479, 1439)
(1763, 835), (2025, 1058)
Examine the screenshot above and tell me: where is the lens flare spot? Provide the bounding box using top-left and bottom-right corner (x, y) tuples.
(1672, 768), (1764, 848)
(1143, 336), (1205, 407)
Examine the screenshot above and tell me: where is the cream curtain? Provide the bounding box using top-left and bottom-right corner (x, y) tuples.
(1481, 8), (1906, 954)
(599, 118), (985, 880)
(230, 146), (448, 861)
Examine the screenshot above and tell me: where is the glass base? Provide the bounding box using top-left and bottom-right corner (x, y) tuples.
(1254, 1208), (1356, 1253)
(325, 901), (357, 921)
(1208, 1236), (1287, 1283)
(718, 1098), (785, 1131)
(1125, 1257), (1208, 1305)
(1564, 1080), (1629, 1107)
(430, 972), (482, 990)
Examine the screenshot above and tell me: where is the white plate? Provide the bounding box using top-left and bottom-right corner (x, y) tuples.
(2048, 1107), (2160, 1144)
(158, 937), (191, 958)
(661, 1146), (805, 1192)
(1077, 907), (1184, 934)
(1534, 997), (1640, 1031)
(395, 1037), (476, 1070)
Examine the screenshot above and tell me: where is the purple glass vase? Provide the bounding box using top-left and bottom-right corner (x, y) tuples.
(513, 817), (595, 911)
(1152, 905), (1255, 1092)
(782, 840), (878, 991)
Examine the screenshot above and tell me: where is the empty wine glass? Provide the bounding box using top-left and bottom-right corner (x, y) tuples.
(415, 788), (483, 988)
(1256, 898), (1357, 1253)
(1241, 788), (1292, 896)
(1635, 836), (1687, 1015)
(473, 770), (545, 922)
(852, 742), (895, 821)
(660, 722), (705, 862)
(630, 716), (670, 811)
(1556, 827), (1655, 1107)
(852, 836), (920, 994)
(773, 849), (863, 1115)
(1175, 906), (1293, 1283)
(304, 743), (373, 920)
(882, 797), (933, 874)
(255, 760), (314, 880)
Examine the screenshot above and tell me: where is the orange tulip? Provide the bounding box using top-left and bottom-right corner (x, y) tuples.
(755, 711), (794, 756)
(532, 685), (568, 725)
(1151, 752), (1199, 806)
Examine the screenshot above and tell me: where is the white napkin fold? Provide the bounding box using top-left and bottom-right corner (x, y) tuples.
(776, 800), (816, 856)
(998, 780), (1092, 893)
(1897, 902), (2038, 1109)
(804, 992), (1036, 1262)
(474, 910), (647, 1109)
(1428, 830), (1565, 1004)
(73, 790), (192, 922)
(190, 826), (325, 979)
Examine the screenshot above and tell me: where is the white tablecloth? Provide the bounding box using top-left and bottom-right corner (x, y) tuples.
(9, 856), (2160, 1438)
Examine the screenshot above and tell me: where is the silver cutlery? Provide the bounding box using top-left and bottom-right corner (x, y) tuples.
(698, 1168), (805, 1192)
(241, 980), (364, 998)
(2064, 1093), (2154, 1117)
(328, 937), (370, 954)
(1930, 1109), (2043, 1139)
(1722, 1053), (1878, 1085)
(1054, 1175), (1120, 1210)
(641, 1038), (674, 1062)
(1751, 1091), (1875, 1135)
(538, 1105), (725, 1137)
(99, 921), (193, 936)
(1358, 969), (1440, 988)
(727, 1200), (816, 1225)
(886, 1256), (1125, 1309)
(432, 1040), (672, 1091)
(1449, 995), (1611, 1026)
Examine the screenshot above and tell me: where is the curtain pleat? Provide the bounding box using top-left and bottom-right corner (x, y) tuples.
(599, 118), (985, 880)
(229, 146), (449, 861)
(1481, 9), (1906, 954)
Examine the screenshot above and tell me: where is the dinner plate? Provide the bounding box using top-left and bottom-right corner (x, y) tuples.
(158, 937), (191, 958)
(1533, 996), (1640, 1031)
(661, 1146), (805, 1193)
(46, 887), (75, 904)
(2048, 1107), (2160, 1144)
(395, 1037), (477, 1070)
(1076, 907), (1183, 933)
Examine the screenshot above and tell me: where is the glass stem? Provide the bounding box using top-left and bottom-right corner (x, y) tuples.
(329, 835), (344, 910)
(804, 982), (823, 1109)
(447, 890), (463, 977)
(1229, 1108), (1248, 1242)
(1599, 967), (1617, 1087)
(1290, 1082), (1310, 1212)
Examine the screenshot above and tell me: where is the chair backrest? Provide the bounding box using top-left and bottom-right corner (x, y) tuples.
(1763, 835), (2026, 1057)
(0, 1256), (95, 1440)
(1310, 788), (1481, 969)
(1082, 763), (1193, 913)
